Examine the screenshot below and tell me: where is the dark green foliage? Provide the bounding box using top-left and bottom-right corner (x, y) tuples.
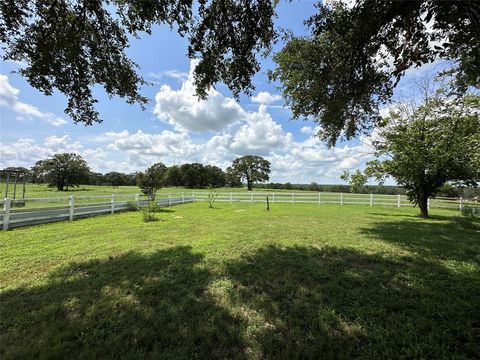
(31, 153), (90, 191)
(228, 155), (271, 191)
(0, 0), (276, 124)
(163, 165), (183, 187)
(366, 89), (480, 218)
(272, 0), (480, 145)
(205, 165), (226, 188)
(137, 163), (167, 200)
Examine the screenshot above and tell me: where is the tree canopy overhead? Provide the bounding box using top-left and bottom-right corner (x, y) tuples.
(1, 0), (479, 145)
(0, 0), (276, 125)
(272, 0), (480, 146)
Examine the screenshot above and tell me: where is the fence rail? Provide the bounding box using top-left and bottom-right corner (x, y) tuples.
(1, 191), (477, 230)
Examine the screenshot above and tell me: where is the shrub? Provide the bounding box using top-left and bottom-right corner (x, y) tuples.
(140, 201), (161, 222)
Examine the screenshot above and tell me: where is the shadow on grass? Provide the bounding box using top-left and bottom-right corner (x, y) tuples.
(0, 246), (246, 359)
(1, 245), (479, 358)
(360, 216), (480, 263)
(225, 245), (479, 358)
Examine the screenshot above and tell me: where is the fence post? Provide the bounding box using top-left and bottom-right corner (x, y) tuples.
(182, 192), (184, 204)
(427, 198), (430, 210)
(230, 192), (233, 203)
(111, 194), (115, 214)
(3, 198), (11, 230)
(169, 193), (172, 206)
(192, 191), (195, 202)
(69, 195), (75, 220)
(370, 193), (373, 207)
(292, 193), (295, 204)
(397, 194), (401, 208)
(251, 193), (253, 204)
(319, 192), (321, 205)
(340, 193), (343, 205)
(459, 197), (463, 211)
(273, 192), (275, 204)
(135, 193), (139, 208)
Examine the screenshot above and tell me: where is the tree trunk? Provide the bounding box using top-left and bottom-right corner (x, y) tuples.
(246, 175), (252, 191)
(418, 188), (429, 218)
(57, 178), (64, 191)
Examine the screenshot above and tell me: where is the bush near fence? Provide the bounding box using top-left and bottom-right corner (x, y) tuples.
(1, 192), (476, 230)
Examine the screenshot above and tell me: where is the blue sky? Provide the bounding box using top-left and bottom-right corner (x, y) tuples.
(0, 1), (443, 184)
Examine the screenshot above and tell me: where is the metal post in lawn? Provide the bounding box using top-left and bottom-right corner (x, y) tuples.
(370, 193), (373, 207)
(340, 193), (343, 205)
(111, 194), (115, 214)
(397, 194), (401, 208)
(3, 198), (10, 230)
(69, 195), (75, 221)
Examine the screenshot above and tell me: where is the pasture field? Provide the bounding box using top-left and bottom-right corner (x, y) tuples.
(0, 183), (320, 199)
(1, 203), (479, 359)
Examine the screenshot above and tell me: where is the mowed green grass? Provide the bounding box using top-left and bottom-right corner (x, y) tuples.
(1, 203), (479, 359)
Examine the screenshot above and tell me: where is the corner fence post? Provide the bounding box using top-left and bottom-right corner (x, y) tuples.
(397, 194), (401, 208)
(370, 193), (373, 207)
(3, 198), (11, 230)
(69, 195), (75, 220)
(111, 194), (115, 214)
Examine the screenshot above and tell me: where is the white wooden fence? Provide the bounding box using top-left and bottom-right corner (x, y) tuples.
(1, 191), (475, 230)
(1, 194), (193, 230)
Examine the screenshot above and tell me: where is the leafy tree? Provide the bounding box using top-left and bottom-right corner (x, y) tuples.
(31, 153), (90, 191)
(180, 163), (208, 188)
(0, 0), (275, 125)
(164, 166), (183, 187)
(205, 165), (226, 188)
(225, 167), (243, 188)
(271, 1), (480, 146)
(365, 88), (480, 218)
(228, 155), (270, 191)
(103, 172), (129, 187)
(340, 170), (369, 193)
(137, 163), (167, 201)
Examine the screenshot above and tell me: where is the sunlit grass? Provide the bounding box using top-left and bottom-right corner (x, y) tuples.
(1, 203), (478, 358)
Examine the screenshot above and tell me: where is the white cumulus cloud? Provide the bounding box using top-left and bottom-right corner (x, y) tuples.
(251, 91), (282, 105)
(0, 74), (67, 126)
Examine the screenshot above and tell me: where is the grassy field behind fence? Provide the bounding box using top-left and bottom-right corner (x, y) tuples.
(1, 203), (479, 359)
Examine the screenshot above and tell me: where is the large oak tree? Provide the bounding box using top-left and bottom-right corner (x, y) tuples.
(228, 155), (270, 191)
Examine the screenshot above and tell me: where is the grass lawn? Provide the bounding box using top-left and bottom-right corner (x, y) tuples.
(1, 203), (479, 359)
